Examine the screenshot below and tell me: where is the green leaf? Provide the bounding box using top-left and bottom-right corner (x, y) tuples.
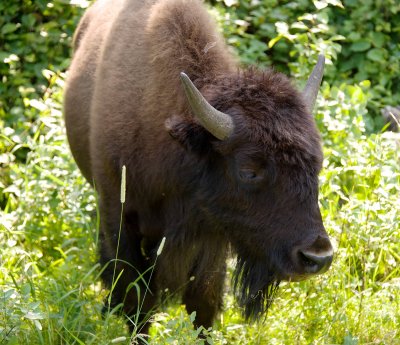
(0, 51), (10, 61)
(291, 22), (308, 30)
(33, 319), (43, 331)
(350, 40), (371, 52)
(2, 289), (15, 300)
(370, 32), (386, 48)
(313, 0), (329, 9)
(223, 0), (238, 6)
(20, 283), (31, 295)
(22, 14), (36, 28)
(366, 48), (387, 62)
(328, 0), (344, 8)
(268, 35), (283, 48)
(24, 311), (46, 320)
(1, 23), (18, 35)
(189, 311), (196, 323)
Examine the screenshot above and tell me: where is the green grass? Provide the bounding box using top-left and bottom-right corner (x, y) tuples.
(1, 72), (400, 344)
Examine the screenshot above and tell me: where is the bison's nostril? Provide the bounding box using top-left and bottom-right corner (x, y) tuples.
(298, 250), (333, 274)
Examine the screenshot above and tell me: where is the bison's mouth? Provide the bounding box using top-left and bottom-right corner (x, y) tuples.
(233, 254), (281, 321)
(231, 256), (314, 320)
(231, 233), (333, 320)
(232, 247), (332, 319)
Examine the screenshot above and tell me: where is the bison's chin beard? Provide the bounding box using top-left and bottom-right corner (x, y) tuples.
(233, 254), (281, 321)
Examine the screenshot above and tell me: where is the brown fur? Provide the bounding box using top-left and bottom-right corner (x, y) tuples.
(64, 0), (332, 336)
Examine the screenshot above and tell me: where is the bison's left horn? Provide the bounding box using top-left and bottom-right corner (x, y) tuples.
(180, 72), (234, 140)
(302, 55), (325, 112)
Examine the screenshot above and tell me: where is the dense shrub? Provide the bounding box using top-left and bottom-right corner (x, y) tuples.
(0, 0), (87, 209)
(210, 0), (400, 129)
(0, 0), (86, 124)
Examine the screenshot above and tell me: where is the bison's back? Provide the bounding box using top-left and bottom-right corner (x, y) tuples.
(64, 0), (155, 182)
(65, 0), (234, 194)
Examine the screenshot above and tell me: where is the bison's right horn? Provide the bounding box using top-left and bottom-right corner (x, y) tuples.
(180, 72), (234, 140)
(302, 55), (325, 112)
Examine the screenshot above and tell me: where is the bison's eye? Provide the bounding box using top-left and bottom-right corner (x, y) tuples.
(238, 167), (264, 183)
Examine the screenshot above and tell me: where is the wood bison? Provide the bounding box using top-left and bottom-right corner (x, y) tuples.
(64, 0), (334, 335)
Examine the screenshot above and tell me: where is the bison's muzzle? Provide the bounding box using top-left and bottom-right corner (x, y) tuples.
(292, 235), (334, 277)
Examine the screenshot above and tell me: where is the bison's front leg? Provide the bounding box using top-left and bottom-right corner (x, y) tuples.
(182, 259), (226, 330)
(98, 196), (157, 335)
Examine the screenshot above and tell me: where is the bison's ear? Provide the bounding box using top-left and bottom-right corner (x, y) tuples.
(165, 116), (215, 155)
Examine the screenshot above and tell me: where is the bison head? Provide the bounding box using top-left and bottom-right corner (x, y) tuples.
(167, 56), (333, 320)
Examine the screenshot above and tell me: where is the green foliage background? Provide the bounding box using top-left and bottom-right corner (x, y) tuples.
(210, 0), (400, 130)
(1, 0), (399, 344)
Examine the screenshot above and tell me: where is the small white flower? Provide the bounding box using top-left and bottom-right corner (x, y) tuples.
(157, 237), (166, 256)
(120, 165), (126, 204)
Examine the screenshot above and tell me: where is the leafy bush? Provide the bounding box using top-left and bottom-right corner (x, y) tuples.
(330, 0), (400, 117)
(0, 0), (87, 208)
(210, 0), (400, 129)
(0, 0), (87, 124)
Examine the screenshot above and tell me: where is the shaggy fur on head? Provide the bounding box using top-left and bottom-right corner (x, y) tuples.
(64, 0), (331, 336)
